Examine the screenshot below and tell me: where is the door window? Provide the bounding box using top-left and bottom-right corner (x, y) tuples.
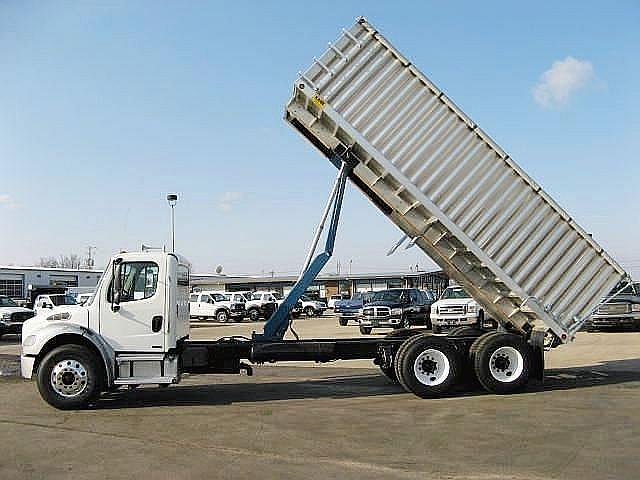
(190, 294), (199, 302)
(213, 293), (227, 302)
(109, 262), (159, 302)
(200, 294), (214, 304)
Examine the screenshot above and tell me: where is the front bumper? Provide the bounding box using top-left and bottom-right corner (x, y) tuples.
(432, 314), (478, 328)
(359, 315), (401, 328)
(230, 310), (245, 318)
(337, 311), (360, 318)
(21, 354), (35, 379)
(590, 314), (640, 328)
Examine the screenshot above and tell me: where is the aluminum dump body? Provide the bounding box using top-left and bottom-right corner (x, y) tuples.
(285, 18), (628, 343)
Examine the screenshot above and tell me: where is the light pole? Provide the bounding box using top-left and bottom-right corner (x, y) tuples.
(167, 194), (178, 252)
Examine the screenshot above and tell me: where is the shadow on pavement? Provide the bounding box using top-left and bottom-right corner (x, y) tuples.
(91, 357), (640, 409)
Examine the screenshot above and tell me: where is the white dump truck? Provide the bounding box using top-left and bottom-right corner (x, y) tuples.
(22, 18), (631, 409)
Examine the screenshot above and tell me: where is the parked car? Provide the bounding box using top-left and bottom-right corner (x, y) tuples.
(328, 294), (349, 309)
(358, 288), (432, 334)
(252, 291), (303, 318)
(235, 291), (277, 322)
(299, 295), (327, 317)
(588, 281), (640, 331)
(334, 291), (375, 326)
(0, 295), (35, 339)
(33, 294), (78, 315)
(189, 291), (245, 322)
(430, 286), (491, 333)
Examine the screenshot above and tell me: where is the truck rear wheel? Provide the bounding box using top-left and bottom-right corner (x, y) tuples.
(338, 318), (348, 326)
(36, 345), (102, 410)
(394, 334), (461, 398)
(472, 332), (531, 394)
(359, 326), (372, 335)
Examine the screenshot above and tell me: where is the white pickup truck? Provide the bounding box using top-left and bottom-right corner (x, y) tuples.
(430, 286), (490, 334)
(189, 291), (245, 322)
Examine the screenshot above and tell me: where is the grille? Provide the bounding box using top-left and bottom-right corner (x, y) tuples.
(11, 311), (35, 322)
(438, 305), (465, 316)
(597, 303), (629, 315)
(363, 307), (391, 317)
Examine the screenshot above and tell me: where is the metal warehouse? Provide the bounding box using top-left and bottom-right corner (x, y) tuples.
(0, 265), (103, 302)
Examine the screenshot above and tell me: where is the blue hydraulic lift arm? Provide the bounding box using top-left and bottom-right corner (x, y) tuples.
(254, 152), (356, 341)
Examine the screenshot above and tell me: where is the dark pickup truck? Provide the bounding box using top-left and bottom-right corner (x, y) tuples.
(358, 288), (436, 335)
(588, 281), (640, 331)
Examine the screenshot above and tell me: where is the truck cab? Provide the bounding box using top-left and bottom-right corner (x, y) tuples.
(358, 288), (432, 334)
(0, 295), (35, 339)
(21, 250), (191, 409)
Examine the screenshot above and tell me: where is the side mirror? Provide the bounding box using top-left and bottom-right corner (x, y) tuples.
(112, 259), (123, 311)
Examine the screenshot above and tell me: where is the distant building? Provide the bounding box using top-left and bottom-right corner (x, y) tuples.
(191, 270), (449, 300)
(0, 265), (103, 302)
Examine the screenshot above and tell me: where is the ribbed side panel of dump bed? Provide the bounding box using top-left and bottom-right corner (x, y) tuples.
(285, 18), (628, 342)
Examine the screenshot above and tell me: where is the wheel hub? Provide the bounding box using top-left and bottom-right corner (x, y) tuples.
(488, 346), (524, 383)
(413, 348), (450, 386)
(51, 359), (88, 397)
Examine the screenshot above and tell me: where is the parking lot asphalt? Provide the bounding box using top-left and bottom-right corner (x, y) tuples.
(1, 315), (639, 479)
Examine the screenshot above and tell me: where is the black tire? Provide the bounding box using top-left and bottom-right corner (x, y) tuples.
(216, 310), (229, 323)
(472, 332), (531, 394)
(379, 364), (399, 384)
(338, 318), (348, 326)
(248, 308), (260, 322)
(432, 325), (442, 334)
(448, 326), (485, 338)
(394, 334), (460, 398)
(304, 306), (315, 318)
(36, 345), (102, 410)
(360, 326), (372, 335)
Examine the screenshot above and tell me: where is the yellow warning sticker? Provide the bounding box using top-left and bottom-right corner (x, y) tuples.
(311, 94), (326, 109)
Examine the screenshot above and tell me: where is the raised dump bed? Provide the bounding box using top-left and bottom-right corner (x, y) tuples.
(285, 17), (628, 344)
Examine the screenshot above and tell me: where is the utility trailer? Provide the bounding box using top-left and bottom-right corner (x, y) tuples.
(21, 18), (631, 409)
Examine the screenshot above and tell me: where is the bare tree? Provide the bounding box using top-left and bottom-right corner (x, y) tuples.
(58, 254), (82, 269)
(38, 256), (59, 268)
(37, 254), (82, 269)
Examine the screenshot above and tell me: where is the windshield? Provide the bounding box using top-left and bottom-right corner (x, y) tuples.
(51, 295), (78, 306)
(301, 295), (312, 301)
(0, 296), (18, 307)
(372, 290), (404, 303)
(440, 288), (470, 300)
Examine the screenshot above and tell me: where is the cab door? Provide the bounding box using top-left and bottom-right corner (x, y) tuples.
(99, 260), (165, 352)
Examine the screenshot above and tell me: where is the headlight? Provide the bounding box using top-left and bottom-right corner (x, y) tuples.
(390, 308), (403, 315)
(466, 304), (477, 314)
(632, 304), (640, 312)
(431, 305), (438, 314)
(46, 312), (71, 321)
(23, 335), (37, 347)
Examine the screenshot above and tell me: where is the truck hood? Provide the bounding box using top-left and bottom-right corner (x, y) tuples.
(22, 305), (89, 339)
(335, 299), (363, 308)
(365, 300), (403, 308)
(433, 298), (477, 308)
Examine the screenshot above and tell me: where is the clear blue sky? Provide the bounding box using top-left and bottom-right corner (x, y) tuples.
(1, 1), (639, 277)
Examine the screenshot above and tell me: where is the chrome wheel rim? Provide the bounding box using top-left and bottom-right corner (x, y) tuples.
(413, 348), (450, 386)
(51, 359), (88, 397)
(489, 346), (523, 383)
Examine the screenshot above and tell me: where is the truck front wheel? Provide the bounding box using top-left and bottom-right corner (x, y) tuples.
(338, 318), (348, 326)
(216, 310), (229, 323)
(37, 345), (102, 410)
(472, 333), (531, 394)
(359, 326), (372, 335)
(394, 334), (460, 398)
